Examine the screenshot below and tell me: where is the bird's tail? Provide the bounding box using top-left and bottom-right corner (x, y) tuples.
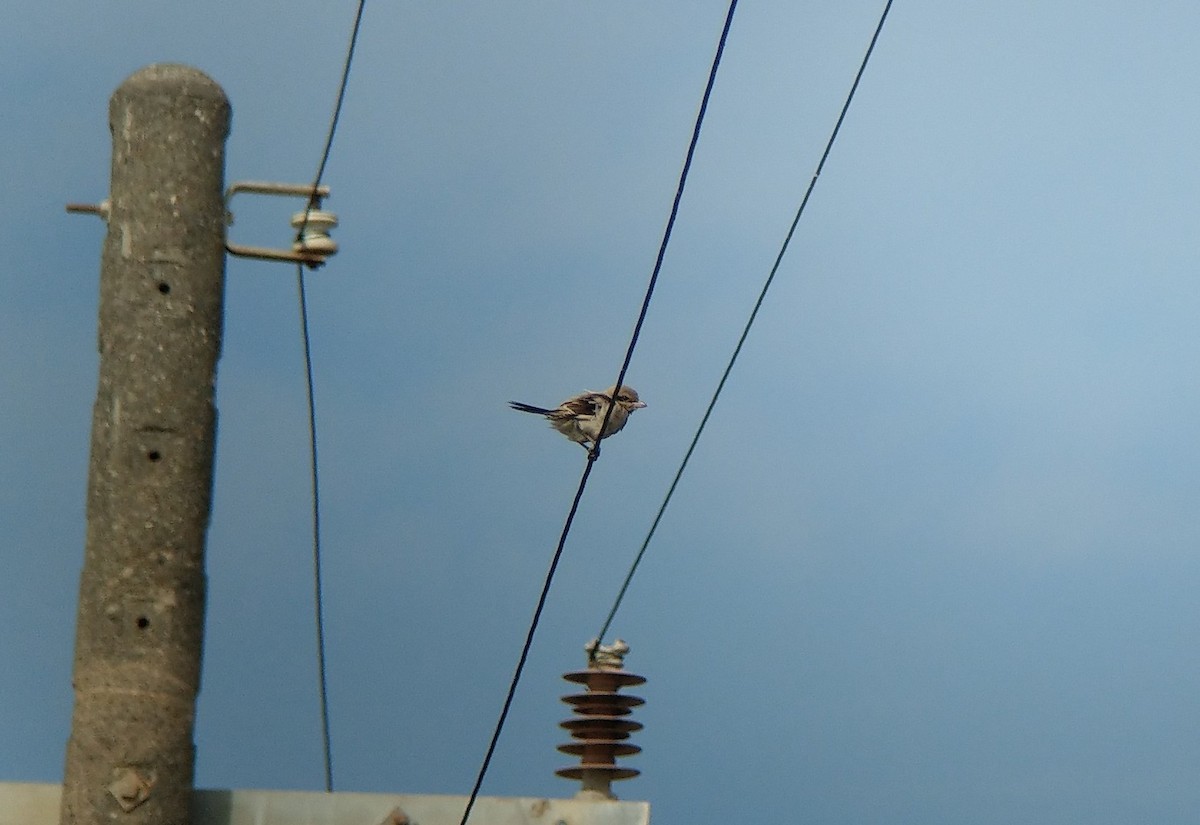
(509, 401), (554, 415)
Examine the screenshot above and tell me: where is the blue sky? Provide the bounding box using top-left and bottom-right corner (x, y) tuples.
(4, 2), (1200, 823)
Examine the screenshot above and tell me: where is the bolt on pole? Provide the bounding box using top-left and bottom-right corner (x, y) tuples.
(61, 64), (230, 825)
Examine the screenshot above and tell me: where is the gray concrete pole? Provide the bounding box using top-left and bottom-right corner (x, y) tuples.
(61, 64), (230, 825)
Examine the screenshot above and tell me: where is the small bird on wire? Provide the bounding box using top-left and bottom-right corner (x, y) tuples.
(509, 385), (646, 452)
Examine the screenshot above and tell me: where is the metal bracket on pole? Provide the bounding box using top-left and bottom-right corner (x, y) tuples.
(65, 200), (111, 220)
(224, 181), (339, 269)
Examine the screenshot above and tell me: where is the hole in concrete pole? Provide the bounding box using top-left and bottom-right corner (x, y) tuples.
(157, 282), (171, 294)
(136, 616), (150, 629)
(147, 450), (162, 462)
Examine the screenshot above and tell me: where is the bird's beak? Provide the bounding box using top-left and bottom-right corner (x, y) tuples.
(633, 401), (647, 409)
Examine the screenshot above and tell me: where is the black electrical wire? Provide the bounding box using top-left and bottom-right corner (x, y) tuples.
(301, 1), (367, 224)
(295, 274), (333, 794)
(456, 459), (599, 825)
(295, 0), (367, 795)
(592, 0), (740, 460)
(591, 0), (896, 651)
(456, 3), (739, 823)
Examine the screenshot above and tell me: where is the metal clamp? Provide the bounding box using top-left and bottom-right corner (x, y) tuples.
(225, 181), (339, 269)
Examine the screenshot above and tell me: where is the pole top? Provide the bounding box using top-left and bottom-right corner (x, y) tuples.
(110, 64), (230, 136)
(116, 63), (227, 101)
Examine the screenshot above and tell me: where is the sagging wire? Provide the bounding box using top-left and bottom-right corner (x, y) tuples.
(294, 0), (368, 794)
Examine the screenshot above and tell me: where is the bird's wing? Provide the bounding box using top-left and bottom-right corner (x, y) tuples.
(559, 392), (605, 419)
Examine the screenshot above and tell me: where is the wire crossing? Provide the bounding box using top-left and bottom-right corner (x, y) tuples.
(295, 0), (367, 795)
(457, 3), (740, 823)
(590, 0), (896, 651)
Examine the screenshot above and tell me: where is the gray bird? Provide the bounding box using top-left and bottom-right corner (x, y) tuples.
(510, 385), (646, 450)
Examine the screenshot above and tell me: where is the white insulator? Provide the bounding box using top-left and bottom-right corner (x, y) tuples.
(291, 209), (339, 256)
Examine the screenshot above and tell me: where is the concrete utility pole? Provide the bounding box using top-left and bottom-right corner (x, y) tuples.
(61, 65), (230, 825)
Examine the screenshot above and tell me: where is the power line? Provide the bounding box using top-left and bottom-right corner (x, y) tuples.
(295, 0), (367, 795)
(301, 1), (368, 223)
(591, 0), (896, 650)
(295, 275), (333, 794)
(456, 459), (599, 825)
(457, 3), (740, 823)
(592, 0), (741, 456)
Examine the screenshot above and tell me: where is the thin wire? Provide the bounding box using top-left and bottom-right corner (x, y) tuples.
(457, 2), (739, 822)
(301, 1), (367, 223)
(296, 272), (334, 794)
(592, 0), (895, 649)
(592, 0), (740, 457)
(457, 459), (598, 825)
(296, 0), (367, 795)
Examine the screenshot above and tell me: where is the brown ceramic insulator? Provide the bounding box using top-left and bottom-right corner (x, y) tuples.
(561, 691), (644, 716)
(556, 665), (645, 799)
